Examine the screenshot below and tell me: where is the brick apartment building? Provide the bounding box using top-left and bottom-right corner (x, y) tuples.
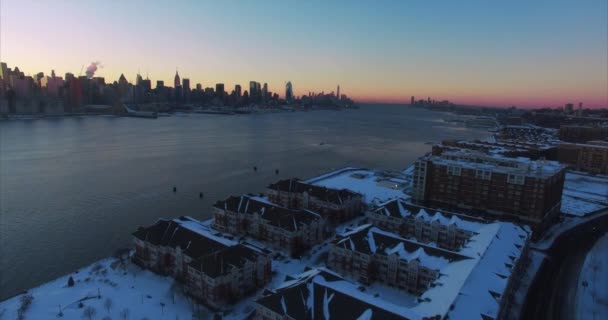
(412, 150), (566, 229)
(559, 125), (608, 143)
(366, 198), (485, 251)
(327, 225), (469, 295)
(558, 141), (608, 174)
(213, 194), (324, 256)
(132, 216), (271, 309)
(266, 178), (364, 224)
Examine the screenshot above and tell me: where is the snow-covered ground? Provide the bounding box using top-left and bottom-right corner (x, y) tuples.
(0, 258), (205, 320)
(575, 232), (608, 320)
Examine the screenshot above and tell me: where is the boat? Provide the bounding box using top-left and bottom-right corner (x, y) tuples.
(464, 116), (498, 128)
(124, 104), (158, 118)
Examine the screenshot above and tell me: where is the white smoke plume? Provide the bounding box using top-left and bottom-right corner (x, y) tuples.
(85, 61), (103, 79)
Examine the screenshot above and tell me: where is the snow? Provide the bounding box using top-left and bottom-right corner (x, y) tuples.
(561, 195), (606, 217)
(280, 296), (287, 315)
(561, 172), (608, 217)
(175, 216), (237, 246)
(504, 250), (546, 320)
(307, 168), (410, 204)
(357, 309), (373, 320)
(575, 233), (608, 320)
(0, 258), (206, 320)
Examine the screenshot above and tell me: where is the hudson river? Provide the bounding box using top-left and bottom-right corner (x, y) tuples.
(0, 104), (488, 299)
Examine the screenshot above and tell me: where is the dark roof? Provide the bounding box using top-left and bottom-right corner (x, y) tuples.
(333, 225), (470, 266)
(267, 178), (361, 205)
(188, 244), (262, 278)
(132, 218), (227, 258)
(214, 195), (321, 232)
(256, 270), (409, 320)
(374, 199), (487, 224)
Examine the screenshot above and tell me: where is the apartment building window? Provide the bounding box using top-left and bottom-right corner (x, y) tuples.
(447, 165), (462, 176)
(475, 170), (492, 180)
(507, 174), (525, 185)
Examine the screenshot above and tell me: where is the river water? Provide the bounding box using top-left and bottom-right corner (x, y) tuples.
(0, 104), (488, 299)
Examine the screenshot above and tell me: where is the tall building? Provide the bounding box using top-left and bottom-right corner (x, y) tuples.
(174, 70), (181, 88)
(412, 149), (566, 229)
(337, 85), (340, 99)
(262, 83), (268, 101)
(182, 78), (190, 102)
(156, 80), (164, 89)
(249, 81), (261, 103)
(285, 81), (294, 102)
(564, 103), (574, 114)
(215, 83), (225, 97)
(235, 84), (242, 98)
(196, 83), (202, 91)
(411, 96), (415, 105)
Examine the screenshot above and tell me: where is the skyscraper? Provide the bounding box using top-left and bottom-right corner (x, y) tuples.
(215, 83), (225, 97)
(337, 85), (340, 99)
(183, 78), (191, 103)
(411, 96), (415, 105)
(263, 83), (268, 101)
(174, 70), (181, 88)
(235, 84), (242, 98)
(285, 81), (294, 102)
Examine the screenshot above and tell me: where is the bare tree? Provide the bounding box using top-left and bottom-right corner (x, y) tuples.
(83, 306), (96, 320)
(104, 298), (113, 313)
(101, 317), (112, 320)
(119, 308), (129, 320)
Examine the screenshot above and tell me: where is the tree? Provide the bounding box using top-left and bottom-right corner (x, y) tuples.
(119, 308), (129, 320)
(68, 276), (75, 287)
(83, 306), (96, 320)
(104, 298), (113, 313)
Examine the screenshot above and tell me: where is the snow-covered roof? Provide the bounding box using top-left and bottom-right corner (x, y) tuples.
(306, 168), (410, 204)
(332, 219), (529, 319)
(421, 149), (565, 178)
(371, 198), (486, 232)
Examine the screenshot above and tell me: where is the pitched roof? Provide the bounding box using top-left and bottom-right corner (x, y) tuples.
(333, 225), (470, 269)
(214, 194), (321, 232)
(267, 178), (361, 205)
(132, 218), (227, 258)
(188, 244), (262, 278)
(372, 199), (486, 231)
(256, 269), (411, 320)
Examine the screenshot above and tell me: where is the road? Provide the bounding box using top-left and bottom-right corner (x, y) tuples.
(522, 213), (608, 320)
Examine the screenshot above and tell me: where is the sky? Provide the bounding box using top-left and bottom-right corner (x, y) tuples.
(1, 0), (607, 108)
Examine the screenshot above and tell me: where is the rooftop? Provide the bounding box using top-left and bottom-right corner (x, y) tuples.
(267, 178), (361, 204)
(333, 225), (470, 269)
(306, 167), (410, 205)
(214, 194), (321, 232)
(371, 198), (488, 232)
(422, 149), (566, 178)
(256, 268), (414, 320)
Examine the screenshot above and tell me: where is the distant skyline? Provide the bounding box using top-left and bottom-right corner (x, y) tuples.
(1, 0), (607, 108)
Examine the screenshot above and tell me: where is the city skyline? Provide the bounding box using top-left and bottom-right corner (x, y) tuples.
(1, 0), (607, 108)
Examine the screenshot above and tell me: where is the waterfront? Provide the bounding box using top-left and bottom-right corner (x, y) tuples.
(0, 104), (488, 300)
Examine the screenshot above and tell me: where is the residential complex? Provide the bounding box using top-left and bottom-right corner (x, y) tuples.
(266, 178), (364, 224)
(366, 198), (485, 251)
(412, 149), (566, 229)
(327, 224), (470, 294)
(213, 194), (325, 256)
(132, 216), (271, 309)
(558, 141), (608, 174)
